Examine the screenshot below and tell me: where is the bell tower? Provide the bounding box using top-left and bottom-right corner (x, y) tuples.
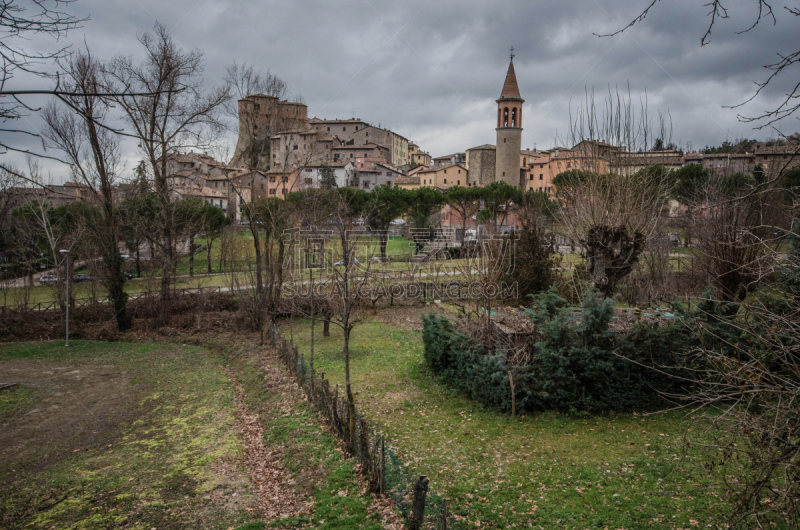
(495, 49), (524, 186)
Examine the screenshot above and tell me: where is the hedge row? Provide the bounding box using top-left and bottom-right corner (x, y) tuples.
(422, 289), (694, 413)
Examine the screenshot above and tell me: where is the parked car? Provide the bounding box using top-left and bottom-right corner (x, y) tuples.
(39, 274), (58, 285)
(390, 218), (406, 226)
(73, 273), (95, 283)
(123, 272), (134, 280)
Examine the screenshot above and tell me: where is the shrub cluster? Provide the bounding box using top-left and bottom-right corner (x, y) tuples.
(422, 289), (694, 413)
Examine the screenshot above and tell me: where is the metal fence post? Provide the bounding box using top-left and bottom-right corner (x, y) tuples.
(441, 498), (449, 530)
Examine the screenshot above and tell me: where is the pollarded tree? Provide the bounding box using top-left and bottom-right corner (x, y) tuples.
(555, 91), (673, 298)
(555, 167), (671, 298)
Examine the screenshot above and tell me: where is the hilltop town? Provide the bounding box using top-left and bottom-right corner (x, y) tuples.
(2, 4), (800, 529)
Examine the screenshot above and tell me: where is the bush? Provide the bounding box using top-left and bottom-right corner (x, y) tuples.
(422, 289), (693, 414)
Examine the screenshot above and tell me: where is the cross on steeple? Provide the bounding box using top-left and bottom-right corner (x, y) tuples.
(510, 46), (515, 61)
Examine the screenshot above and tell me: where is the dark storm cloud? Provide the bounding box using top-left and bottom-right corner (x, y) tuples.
(2, 0), (797, 180)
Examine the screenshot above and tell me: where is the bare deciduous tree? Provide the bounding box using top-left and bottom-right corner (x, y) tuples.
(104, 22), (229, 325)
(41, 49), (131, 330)
(555, 90), (672, 298)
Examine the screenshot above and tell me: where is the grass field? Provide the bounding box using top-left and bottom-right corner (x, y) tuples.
(284, 308), (730, 529)
(0, 339), (394, 529)
(0, 340), (255, 529)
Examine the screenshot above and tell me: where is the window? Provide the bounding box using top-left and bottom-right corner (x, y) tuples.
(457, 180), (460, 185)
(566, 163), (571, 168)
(504, 138), (507, 143)
(363, 182), (370, 188)
(293, 145), (298, 150)
(546, 186), (551, 193)
(529, 175), (533, 181)
(458, 170), (461, 174)
(539, 186), (542, 191)
(305, 168), (312, 173)
(269, 189), (276, 195)
(305, 178), (312, 185)
(444, 179), (447, 184)
(270, 177), (276, 183)
(282, 176), (288, 183)
(343, 127), (346, 131)
(539, 174), (543, 180)
(327, 126), (330, 131)
(502, 172), (505, 177)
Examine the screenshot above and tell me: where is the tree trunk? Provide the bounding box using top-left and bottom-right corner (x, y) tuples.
(135, 245), (141, 277)
(508, 370), (516, 417)
(323, 314), (330, 336)
(189, 237), (195, 277)
(206, 237), (213, 274)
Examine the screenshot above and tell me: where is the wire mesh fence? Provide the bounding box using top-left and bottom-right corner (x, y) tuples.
(267, 323), (461, 529)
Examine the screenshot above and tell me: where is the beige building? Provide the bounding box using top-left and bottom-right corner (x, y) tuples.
(308, 118), (368, 143)
(352, 125), (409, 167)
(269, 129), (339, 170)
(395, 175), (421, 190)
(409, 142), (431, 167)
(418, 163), (468, 189)
(331, 143), (390, 164)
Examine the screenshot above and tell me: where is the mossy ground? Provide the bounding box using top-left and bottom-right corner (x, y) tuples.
(0, 340), (255, 529)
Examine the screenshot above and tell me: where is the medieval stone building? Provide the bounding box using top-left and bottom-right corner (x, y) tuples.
(229, 93), (308, 169)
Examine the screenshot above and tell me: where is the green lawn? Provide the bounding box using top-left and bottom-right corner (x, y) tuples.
(0, 339), (391, 529)
(284, 312), (730, 529)
(0, 340), (255, 529)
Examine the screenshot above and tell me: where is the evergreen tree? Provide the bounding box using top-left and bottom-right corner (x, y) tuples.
(318, 163), (337, 189)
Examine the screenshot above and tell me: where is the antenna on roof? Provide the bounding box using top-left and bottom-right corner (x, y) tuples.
(510, 46), (515, 61)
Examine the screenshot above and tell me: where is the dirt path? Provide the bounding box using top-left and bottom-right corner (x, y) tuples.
(227, 369), (312, 521)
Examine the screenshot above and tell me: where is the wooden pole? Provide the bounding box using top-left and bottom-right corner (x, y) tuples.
(441, 498), (449, 530)
(409, 475), (429, 530)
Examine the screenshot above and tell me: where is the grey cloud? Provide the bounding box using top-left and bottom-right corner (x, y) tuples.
(2, 0), (796, 180)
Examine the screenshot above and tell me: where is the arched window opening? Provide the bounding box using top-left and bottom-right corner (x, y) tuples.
(511, 108), (517, 127)
(503, 108), (509, 127)
(497, 108), (501, 127)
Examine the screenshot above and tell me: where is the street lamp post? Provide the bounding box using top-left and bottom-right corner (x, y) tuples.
(59, 249), (69, 346)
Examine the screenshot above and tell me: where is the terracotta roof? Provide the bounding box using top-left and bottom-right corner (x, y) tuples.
(395, 175), (420, 185)
(467, 144), (496, 151)
(407, 165), (429, 176)
(532, 157), (550, 164)
(498, 59), (523, 100)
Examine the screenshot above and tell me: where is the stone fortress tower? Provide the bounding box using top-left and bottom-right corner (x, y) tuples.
(495, 52), (524, 186)
(230, 94), (308, 169)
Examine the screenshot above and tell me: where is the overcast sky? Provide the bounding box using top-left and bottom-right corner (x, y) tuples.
(3, 0), (798, 182)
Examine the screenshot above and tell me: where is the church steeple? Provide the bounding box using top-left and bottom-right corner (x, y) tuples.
(499, 57), (523, 101)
